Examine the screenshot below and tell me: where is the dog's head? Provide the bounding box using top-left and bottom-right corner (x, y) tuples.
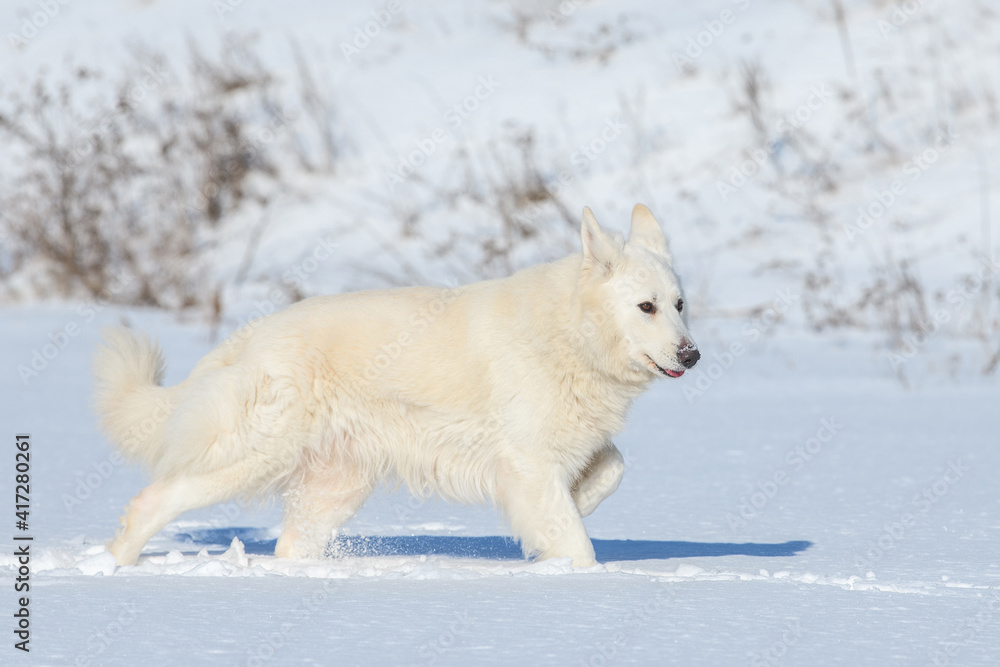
(578, 204), (699, 382)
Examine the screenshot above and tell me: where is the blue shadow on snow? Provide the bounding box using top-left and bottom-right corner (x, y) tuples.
(173, 527), (811, 562)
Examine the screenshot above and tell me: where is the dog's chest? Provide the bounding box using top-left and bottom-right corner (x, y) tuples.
(503, 369), (636, 451)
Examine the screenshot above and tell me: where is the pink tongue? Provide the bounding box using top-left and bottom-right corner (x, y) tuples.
(666, 369), (684, 378)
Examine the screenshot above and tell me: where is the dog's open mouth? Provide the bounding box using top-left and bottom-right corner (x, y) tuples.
(646, 355), (684, 378)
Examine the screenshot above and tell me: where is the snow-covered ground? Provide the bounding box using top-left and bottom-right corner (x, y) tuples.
(2, 306), (998, 665)
(2, 0), (999, 665)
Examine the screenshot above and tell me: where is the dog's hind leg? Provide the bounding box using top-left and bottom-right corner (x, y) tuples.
(274, 455), (372, 560)
(109, 452), (272, 566)
(571, 442), (625, 518)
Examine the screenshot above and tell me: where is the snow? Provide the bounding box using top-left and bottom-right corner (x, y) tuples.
(2, 306), (998, 665)
(2, 0), (1000, 664)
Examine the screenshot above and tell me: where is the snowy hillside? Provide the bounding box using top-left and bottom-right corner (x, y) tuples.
(2, 0), (999, 665)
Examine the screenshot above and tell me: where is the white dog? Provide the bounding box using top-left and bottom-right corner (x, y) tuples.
(94, 204), (699, 567)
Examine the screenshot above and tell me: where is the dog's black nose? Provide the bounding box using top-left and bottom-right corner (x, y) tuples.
(678, 345), (700, 369)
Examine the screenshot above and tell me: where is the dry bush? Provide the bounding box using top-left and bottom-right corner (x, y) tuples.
(0, 35), (329, 310)
(156, 35), (281, 226)
(716, 2), (1000, 375)
(495, 0), (642, 65)
(474, 128), (577, 273)
(388, 125), (578, 280)
(736, 60), (768, 143)
(804, 254), (929, 336)
(0, 65), (203, 307)
(289, 38), (342, 173)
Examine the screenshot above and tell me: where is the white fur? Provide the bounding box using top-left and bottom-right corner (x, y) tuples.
(94, 204), (699, 567)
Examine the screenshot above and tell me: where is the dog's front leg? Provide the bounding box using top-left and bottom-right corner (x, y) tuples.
(497, 461), (596, 567)
(571, 442), (625, 518)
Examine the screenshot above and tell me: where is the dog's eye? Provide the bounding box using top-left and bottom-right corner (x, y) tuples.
(638, 301), (656, 314)
(676, 299), (684, 313)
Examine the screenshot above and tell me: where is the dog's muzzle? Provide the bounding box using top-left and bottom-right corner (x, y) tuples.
(677, 340), (700, 369)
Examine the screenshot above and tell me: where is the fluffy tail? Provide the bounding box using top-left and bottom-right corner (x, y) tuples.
(93, 327), (173, 471)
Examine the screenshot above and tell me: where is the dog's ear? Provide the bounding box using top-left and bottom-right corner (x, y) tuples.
(628, 204), (672, 263)
(581, 207), (621, 276)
